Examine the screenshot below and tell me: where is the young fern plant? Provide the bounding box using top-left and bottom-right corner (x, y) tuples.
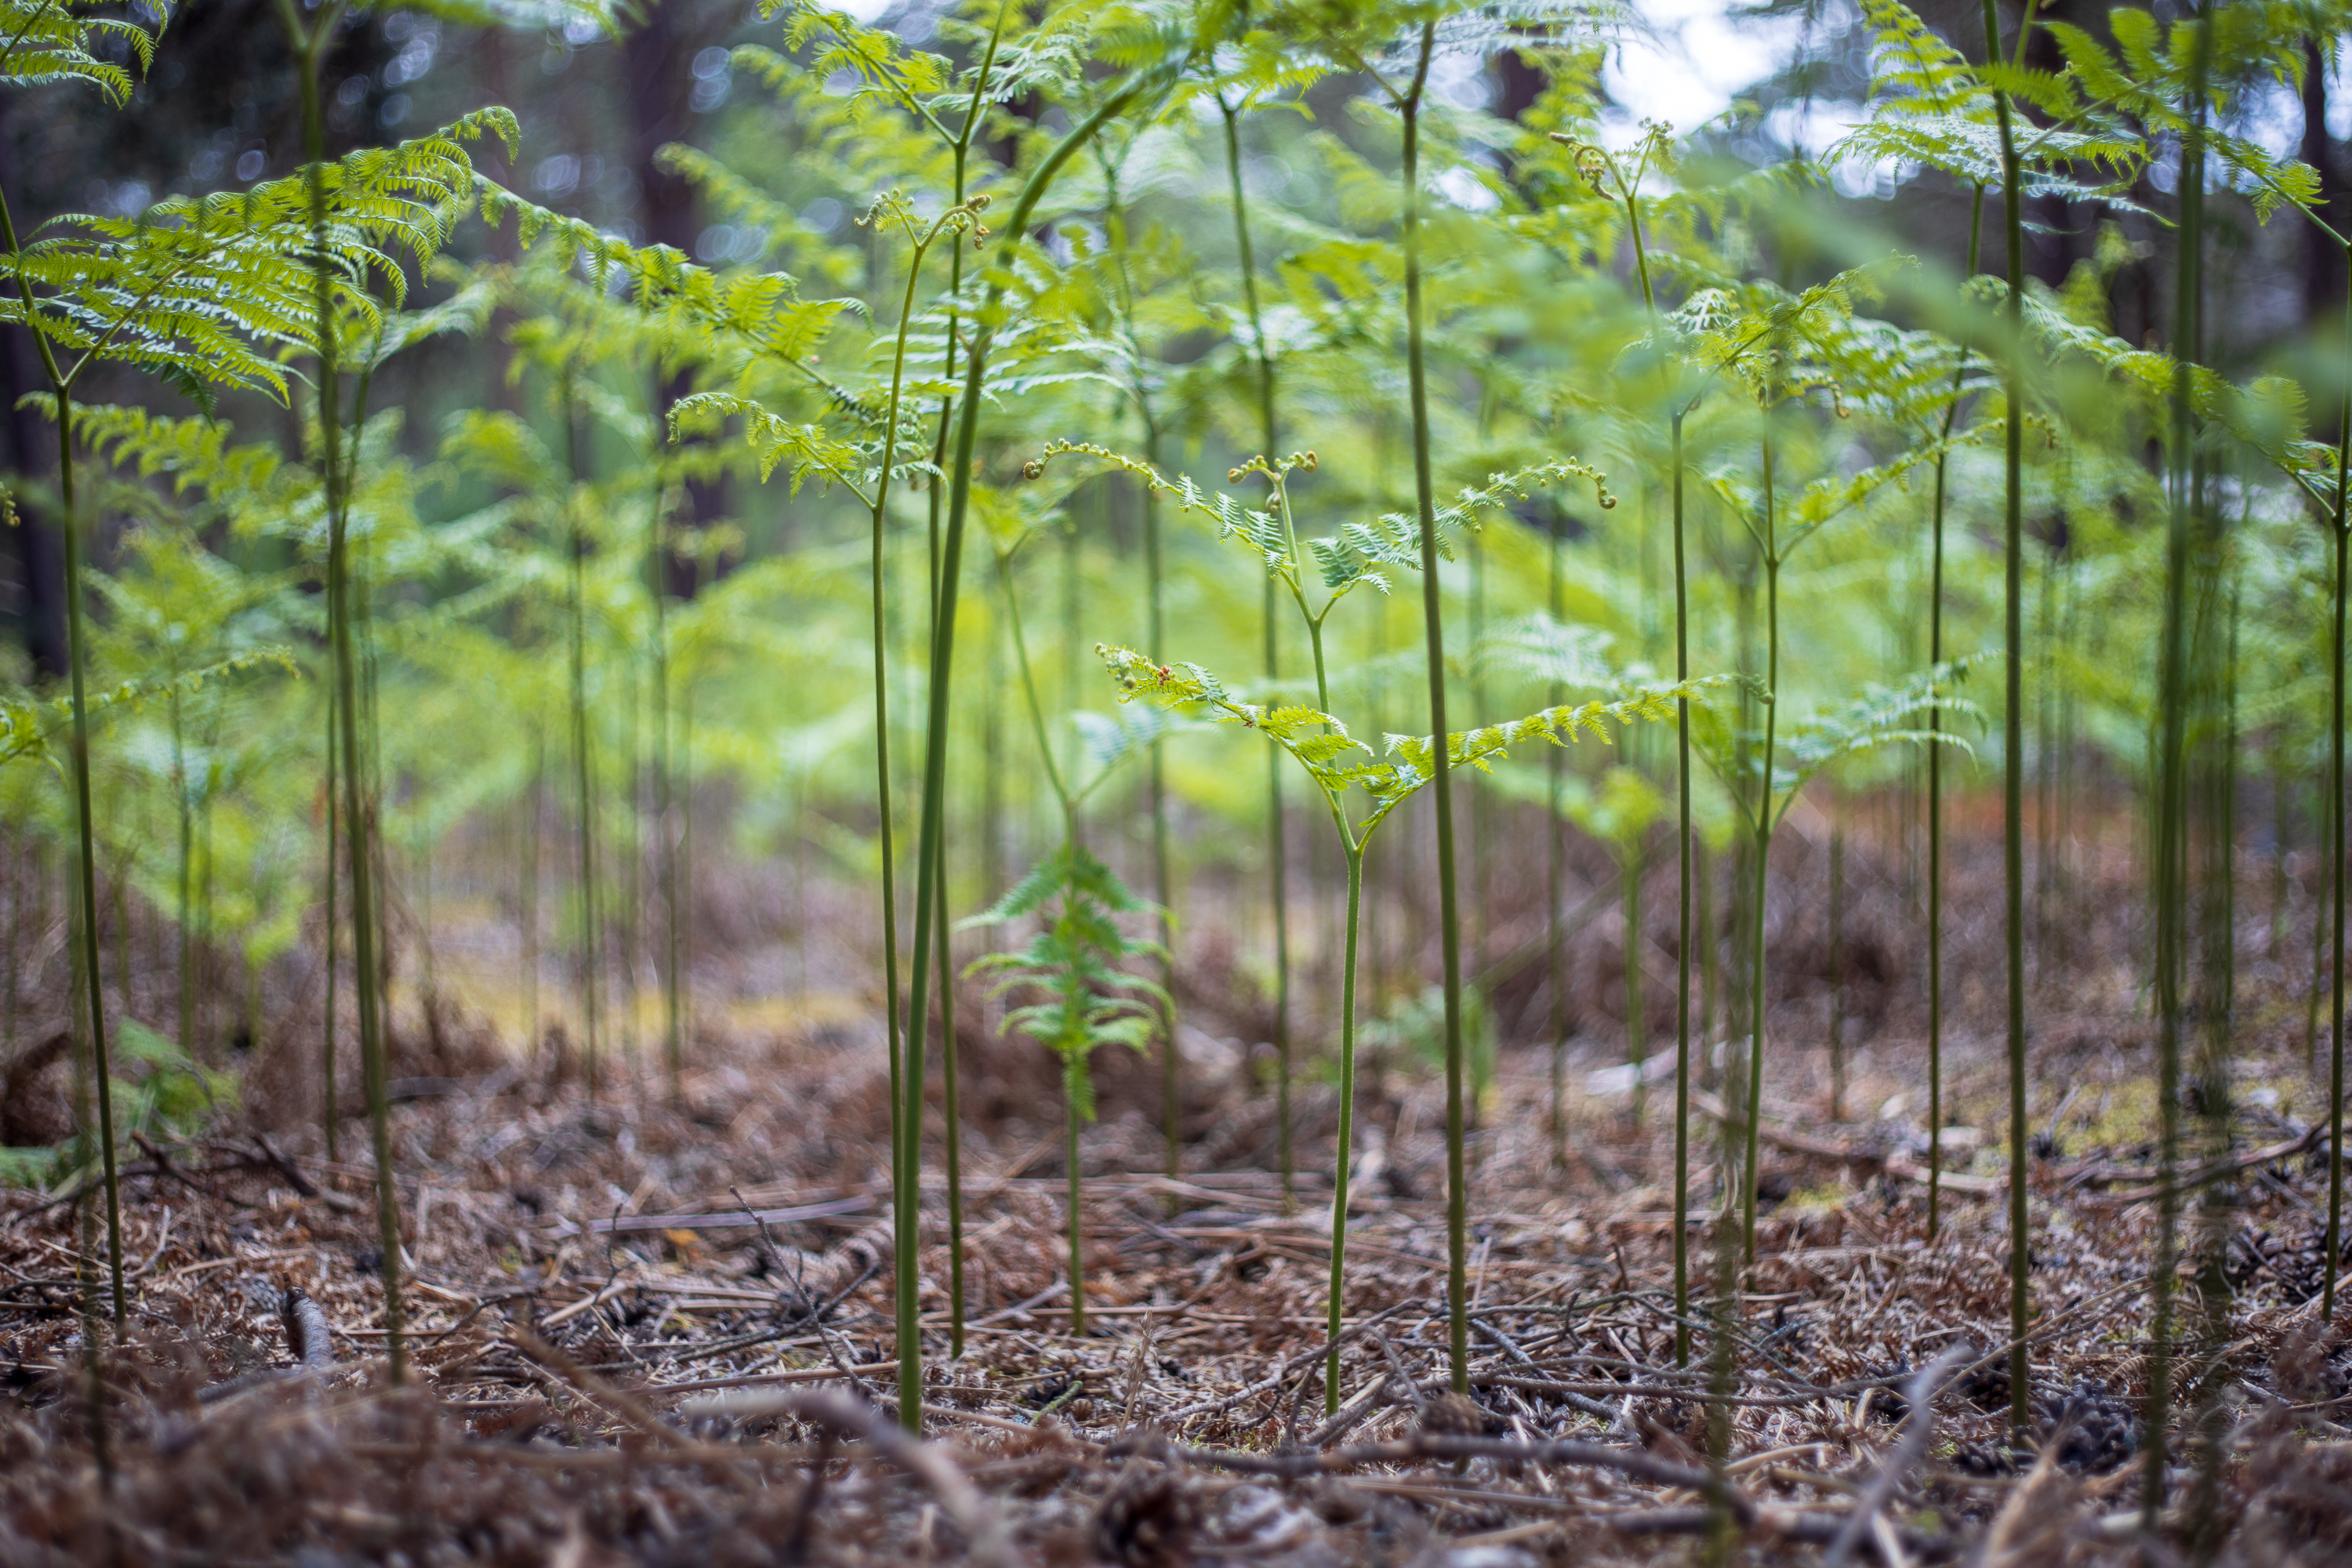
(964, 844), (1163, 1335)
(950, 449), (1171, 1336)
(1559, 121), (1705, 1346)
(887, 44), (1185, 1428)
(1047, 437), (1701, 1410)
(1211, 82), (1298, 1207)
(1831, 0), (2141, 1283)
(1676, 258), (1978, 1254)
(0, 0), (521, 1342)
(958, 581), (1166, 1334)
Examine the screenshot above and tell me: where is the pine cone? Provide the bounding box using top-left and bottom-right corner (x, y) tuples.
(2227, 1221), (2340, 1301)
(1958, 1358), (2011, 1413)
(1419, 1392), (1498, 1437)
(1096, 1465), (1200, 1568)
(1864, 1359), (1911, 1423)
(2043, 1383), (2139, 1475)
(1952, 1438), (2026, 1477)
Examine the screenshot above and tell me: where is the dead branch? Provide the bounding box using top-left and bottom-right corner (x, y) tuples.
(673, 1387), (1018, 1568)
(1822, 1342), (1971, 1568)
(280, 1286), (336, 1370)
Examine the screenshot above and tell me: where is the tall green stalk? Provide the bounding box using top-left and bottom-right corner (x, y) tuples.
(1927, 187), (1986, 1240)
(1594, 140), (1688, 1298)
(917, 23), (1007, 1359)
(1669, 405), (1692, 1360)
(1740, 426), (1781, 1260)
(2327, 283), (2350, 1327)
(898, 78), (1153, 1430)
(2325, 370), (2349, 1324)
(320, 677), (339, 1157)
(562, 374), (601, 1100)
(1976, 0), (2029, 1436)
(2278, 123), (2352, 1330)
(2145, 0), (2216, 1508)
(0, 136), (122, 1341)
(524, 729), (543, 1059)
(1828, 816), (1844, 1120)
(277, 0), (403, 1379)
(648, 486), (681, 1103)
(1220, 93), (1293, 1206)
(1392, 17), (1468, 1397)
(989, 544), (1111, 1333)
(1097, 144), (1179, 1185)
(1548, 520), (1567, 1171)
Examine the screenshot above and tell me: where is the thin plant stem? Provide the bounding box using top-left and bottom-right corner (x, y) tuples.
(2325, 249), (2352, 1327)
(1395, 18), (1467, 1397)
(276, 0), (403, 1380)
(1671, 405), (1692, 1364)
(1549, 519), (1567, 1171)
(1323, 844), (1364, 1412)
(563, 374), (601, 1102)
(53, 389), (121, 1332)
(649, 485), (681, 1103)
(994, 546), (1091, 1331)
(937, 808), (963, 1356)
(1978, 0), (2030, 1438)
(321, 675), (338, 1158)
(1096, 145), (1180, 1188)
(872, 212), (951, 1310)
(1928, 186), (1985, 1240)
(900, 83), (1152, 1426)
(0, 129), (122, 1336)
(1828, 817), (1844, 1121)
(1219, 94), (1291, 1206)
(1742, 433), (1780, 1261)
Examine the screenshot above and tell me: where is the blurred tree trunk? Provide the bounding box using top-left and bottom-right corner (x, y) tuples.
(626, 0), (734, 592)
(2020, 0), (2094, 286)
(2305, 38), (2343, 330)
(0, 103), (63, 680)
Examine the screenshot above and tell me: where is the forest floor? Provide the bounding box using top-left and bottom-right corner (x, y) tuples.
(5, 963), (2352, 1568)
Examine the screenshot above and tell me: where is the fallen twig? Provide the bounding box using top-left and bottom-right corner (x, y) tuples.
(671, 1386), (1018, 1567)
(280, 1286), (336, 1370)
(1128, 1429), (1754, 1519)
(1821, 1342), (1969, 1568)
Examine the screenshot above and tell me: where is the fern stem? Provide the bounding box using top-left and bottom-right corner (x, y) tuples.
(563, 373), (601, 1102)
(937, 829), (963, 1356)
(2326, 260), (2350, 1327)
(914, 239), (964, 1356)
(1219, 96), (1293, 1208)
(649, 485), (681, 1105)
(1549, 518), (1567, 1175)
(896, 84), (1146, 1431)
(920, 24), (1004, 1356)
(1324, 842), (1364, 1414)
(1393, 20), (1468, 1394)
(0, 126), (122, 1335)
(1828, 816), (1843, 1122)
(1741, 441), (1780, 1263)
(871, 223), (939, 1339)
(320, 668), (338, 1158)
(1977, 0), (2031, 1440)
(278, 0), (402, 1381)
(1613, 155), (1694, 1363)
(1098, 146), (1181, 1191)
(54, 391), (123, 1333)
(997, 545), (1093, 1330)
(1927, 186), (1984, 1241)
(1671, 405), (1691, 1366)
